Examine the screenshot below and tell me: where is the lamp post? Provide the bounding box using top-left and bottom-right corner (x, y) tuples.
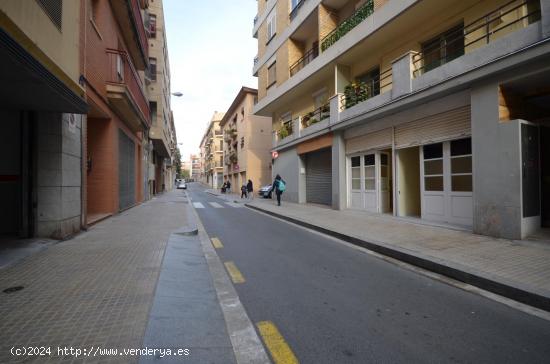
(171, 92), (183, 97)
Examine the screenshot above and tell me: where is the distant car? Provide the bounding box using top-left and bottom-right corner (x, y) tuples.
(176, 179), (187, 189)
(258, 184), (273, 198)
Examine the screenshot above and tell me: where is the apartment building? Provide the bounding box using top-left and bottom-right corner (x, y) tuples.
(253, 0), (550, 239)
(82, 0), (150, 224)
(0, 1), (87, 239)
(220, 87), (273, 191)
(145, 0), (177, 196)
(190, 154), (201, 181)
(199, 112), (225, 189)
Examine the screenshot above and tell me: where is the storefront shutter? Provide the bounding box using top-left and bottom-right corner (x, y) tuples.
(395, 106), (471, 148)
(306, 148), (332, 205)
(346, 128), (392, 154)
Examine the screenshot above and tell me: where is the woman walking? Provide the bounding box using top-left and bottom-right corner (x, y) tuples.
(272, 174), (286, 206)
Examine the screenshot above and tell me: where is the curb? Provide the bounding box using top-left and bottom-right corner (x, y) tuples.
(245, 203), (550, 313)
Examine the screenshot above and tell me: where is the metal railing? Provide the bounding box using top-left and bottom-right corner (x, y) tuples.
(277, 121), (293, 140)
(106, 49), (150, 125)
(301, 103), (330, 129)
(254, 56), (259, 67)
(340, 68), (392, 110)
(290, 0), (306, 21)
(253, 15), (258, 26)
(289, 45), (319, 76)
(412, 0), (540, 77)
(130, 0), (148, 58)
(320, 0), (374, 52)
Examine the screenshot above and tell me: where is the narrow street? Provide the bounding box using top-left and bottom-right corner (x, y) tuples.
(188, 183), (550, 364)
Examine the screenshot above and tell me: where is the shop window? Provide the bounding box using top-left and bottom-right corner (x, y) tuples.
(451, 138), (472, 192)
(364, 154), (375, 191)
(351, 156), (361, 190)
(424, 143), (443, 191)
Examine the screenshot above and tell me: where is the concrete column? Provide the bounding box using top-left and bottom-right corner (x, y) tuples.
(335, 64), (351, 94)
(471, 83), (522, 239)
(391, 51), (416, 98)
(329, 93), (342, 125)
(331, 131), (347, 210)
(541, 0), (550, 38)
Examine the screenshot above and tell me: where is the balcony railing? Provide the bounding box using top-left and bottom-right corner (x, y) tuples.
(412, 0), (540, 77)
(130, 0), (149, 59)
(277, 120), (293, 140)
(290, 0), (306, 21)
(289, 45), (319, 76)
(341, 68), (392, 110)
(254, 15), (258, 26)
(254, 56), (259, 67)
(301, 103), (330, 129)
(320, 0), (374, 52)
(106, 49), (150, 125)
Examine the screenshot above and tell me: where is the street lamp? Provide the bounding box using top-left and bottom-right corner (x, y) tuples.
(171, 92), (183, 97)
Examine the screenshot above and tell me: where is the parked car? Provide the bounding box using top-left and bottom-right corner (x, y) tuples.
(258, 184), (273, 198)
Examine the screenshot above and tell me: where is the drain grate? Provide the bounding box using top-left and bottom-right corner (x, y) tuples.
(3, 286), (24, 294)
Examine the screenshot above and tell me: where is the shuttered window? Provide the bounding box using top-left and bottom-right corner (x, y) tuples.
(36, 0), (63, 30)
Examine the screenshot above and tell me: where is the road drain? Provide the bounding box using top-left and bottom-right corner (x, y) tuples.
(3, 286), (24, 294)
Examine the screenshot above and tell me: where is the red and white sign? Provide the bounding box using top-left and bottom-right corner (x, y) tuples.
(271, 151), (279, 159)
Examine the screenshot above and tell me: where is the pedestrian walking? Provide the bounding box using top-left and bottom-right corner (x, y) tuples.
(246, 179), (254, 199)
(226, 180), (231, 194)
(241, 184), (248, 199)
(221, 181), (226, 194)
(272, 174), (286, 206)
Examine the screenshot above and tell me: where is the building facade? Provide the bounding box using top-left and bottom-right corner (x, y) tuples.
(253, 0), (550, 239)
(190, 154), (201, 181)
(146, 0), (177, 197)
(0, 1), (87, 239)
(82, 0), (151, 225)
(220, 87), (273, 192)
(199, 112), (225, 189)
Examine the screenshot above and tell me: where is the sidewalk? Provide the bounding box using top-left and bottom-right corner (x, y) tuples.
(0, 190), (240, 363)
(244, 197), (550, 312)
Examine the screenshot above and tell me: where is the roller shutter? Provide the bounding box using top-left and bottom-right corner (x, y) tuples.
(346, 128), (392, 154)
(306, 148), (332, 205)
(119, 130), (135, 210)
(395, 106), (471, 148)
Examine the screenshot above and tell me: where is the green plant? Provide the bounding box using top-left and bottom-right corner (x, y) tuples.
(321, 0), (374, 52)
(344, 81), (374, 109)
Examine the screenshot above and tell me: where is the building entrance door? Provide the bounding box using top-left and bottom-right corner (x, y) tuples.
(421, 138), (473, 227)
(349, 151), (392, 213)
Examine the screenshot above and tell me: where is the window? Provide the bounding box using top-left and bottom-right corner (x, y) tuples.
(450, 138), (472, 192)
(351, 156), (361, 190)
(36, 0), (62, 30)
(149, 58), (157, 81)
(149, 101), (157, 125)
(423, 143), (444, 191)
(219, 140), (223, 150)
(267, 62), (277, 89)
(364, 154), (375, 190)
(421, 24), (465, 73)
(267, 10), (276, 42)
(149, 14), (157, 38)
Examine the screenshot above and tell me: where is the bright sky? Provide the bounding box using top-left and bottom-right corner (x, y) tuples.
(164, 0), (258, 162)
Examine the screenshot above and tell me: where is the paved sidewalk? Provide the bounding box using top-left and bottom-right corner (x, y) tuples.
(0, 190), (235, 363)
(243, 197), (550, 312)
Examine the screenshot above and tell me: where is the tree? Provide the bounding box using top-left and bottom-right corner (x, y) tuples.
(174, 147), (182, 178)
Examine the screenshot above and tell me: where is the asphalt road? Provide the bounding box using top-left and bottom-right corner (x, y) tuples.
(187, 183), (550, 364)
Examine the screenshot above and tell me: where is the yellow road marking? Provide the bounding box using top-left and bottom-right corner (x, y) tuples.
(256, 321), (299, 364)
(224, 261), (245, 284)
(211, 237), (223, 249)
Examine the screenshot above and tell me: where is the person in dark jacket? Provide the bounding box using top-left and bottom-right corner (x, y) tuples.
(246, 179), (253, 199)
(240, 184), (247, 199)
(272, 174), (286, 206)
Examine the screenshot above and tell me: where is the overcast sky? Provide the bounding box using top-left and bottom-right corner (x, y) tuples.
(164, 0), (258, 161)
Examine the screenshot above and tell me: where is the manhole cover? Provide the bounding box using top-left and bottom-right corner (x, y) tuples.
(3, 286), (24, 294)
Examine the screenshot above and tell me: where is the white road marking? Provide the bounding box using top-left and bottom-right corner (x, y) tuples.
(193, 202), (205, 209)
(209, 202), (224, 208)
(226, 202), (244, 208)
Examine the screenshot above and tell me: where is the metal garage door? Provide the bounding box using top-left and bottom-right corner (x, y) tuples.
(118, 130), (135, 211)
(306, 148), (332, 205)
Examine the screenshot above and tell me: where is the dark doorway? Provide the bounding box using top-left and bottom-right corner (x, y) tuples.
(542, 126), (550, 227)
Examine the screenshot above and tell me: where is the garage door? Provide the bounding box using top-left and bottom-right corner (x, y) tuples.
(119, 130), (135, 210)
(306, 148), (332, 205)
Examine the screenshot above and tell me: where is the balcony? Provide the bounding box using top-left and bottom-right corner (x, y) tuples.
(110, 0), (149, 70)
(341, 68), (392, 110)
(320, 0), (374, 52)
(300, 103), (330, 129)
(106, 49), (150, 132)
(290, 45), (319, 77)
(412, 0), (541, 78)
